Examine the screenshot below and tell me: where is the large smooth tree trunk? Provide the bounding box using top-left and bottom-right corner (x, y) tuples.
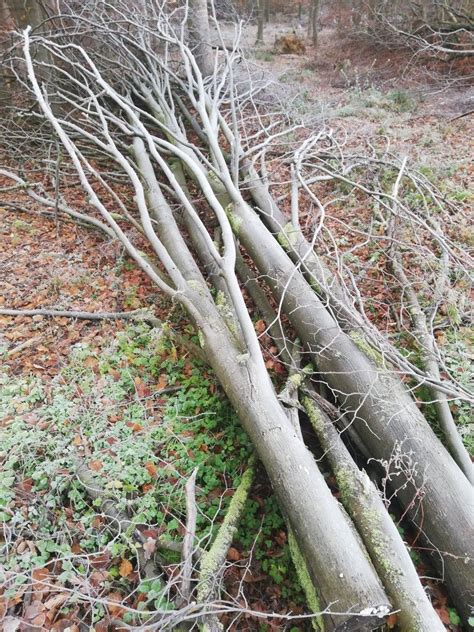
(134, 141), (391, 631)
(226, 196), (474, 625)
(200, 326), (391, 631)
(146, 97), (473, 622)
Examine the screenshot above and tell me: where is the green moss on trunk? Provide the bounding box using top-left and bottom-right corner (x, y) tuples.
(277, 221), (299, 250)
(197, 460), (255, 603)
(288, 528), (324, 631)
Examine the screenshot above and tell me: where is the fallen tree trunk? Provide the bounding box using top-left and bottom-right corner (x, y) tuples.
(199, 325), (391, 631)
(11, 6), (473, 628)
(302, 392), (445, 631)
(227, 195), (474, 624)
(132, 137), (391, 631)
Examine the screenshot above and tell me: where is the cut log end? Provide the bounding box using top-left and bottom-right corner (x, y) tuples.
(333, 606), (391, 632)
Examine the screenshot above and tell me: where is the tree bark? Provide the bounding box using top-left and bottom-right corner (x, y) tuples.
(17, 12), (474, 628)
(198, 326), (391, 631)
(226, 196), (474, 625)
(256, 0), (264, 43)
(303, 393), (445, 631)
(388, 227), (473, 483)
(5, 0), (45, 29)
(133, 140), (391, 631)
(312, 0), (320, 47)
(187, 0), (214, 77)
(241, 162), (359, 331)
(140, 93), (473, 623)
(197, 461), (254, 632)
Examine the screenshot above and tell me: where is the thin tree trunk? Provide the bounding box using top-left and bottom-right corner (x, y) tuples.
(5, 0), (45, 29)
(256, 0), (264, 43)
(312, 0), (320, 46)
(1, 0), (46, 103)
(264, 0), (270, 23)
(242, 163), (360, 329)
(303, 393), (445, 631)
(0, 0), (13, 104)
(388, 237), (473, 484)
(307, 2), (313, 39)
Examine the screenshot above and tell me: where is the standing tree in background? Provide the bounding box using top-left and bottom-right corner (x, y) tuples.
(256, 0), (264, 42)
(311, 0), (320, 45)
(4, 0), (46, 29)
(0, 0), (51, 104)
(188, 0), (214, 76)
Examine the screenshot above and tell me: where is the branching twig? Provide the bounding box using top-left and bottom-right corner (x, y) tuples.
(0, 307), (161, 327)
(181, 467), (198, 604)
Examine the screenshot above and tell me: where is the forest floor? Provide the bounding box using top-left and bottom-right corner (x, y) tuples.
(1, 18), (473, 632)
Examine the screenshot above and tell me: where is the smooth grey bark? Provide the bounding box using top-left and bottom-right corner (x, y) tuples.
(196, 323), (391, 632)
(134, 140), (391, 631)
(18, 12), (471, 626)
(153, 119), (472, 621)
(242, 163), (361, 331)
(227, 197), (474, 625)
(187, 0), (214, 77)
(303, 392), (445, 632)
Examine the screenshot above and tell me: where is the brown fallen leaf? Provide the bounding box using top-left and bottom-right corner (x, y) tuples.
(126, 422), (143, 432)
(107, 591), (126, 617)
(119, 558), (133, 578)
(255, 319), (266, 333)
(144, 461), (158, 478)
(51, 619), (80, 631)
(90, 570), (109, 587)
(241, 568), (266, 583)
(44, 593), (69, 623)
(90, 550), (111, 569)
(24, 600), (46, 626)
(83, 356), (99, 369)
(156, 374), (168, 390)
(31, 566), (50, 589)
